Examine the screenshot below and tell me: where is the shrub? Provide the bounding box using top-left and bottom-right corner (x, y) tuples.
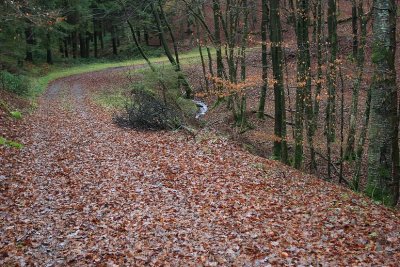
(0, 71), (30, 96)
(127, 84), (183, 129)
(123, 66), (197, 130)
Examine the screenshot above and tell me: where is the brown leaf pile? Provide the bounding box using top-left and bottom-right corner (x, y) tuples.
(1, 71), (399, 266)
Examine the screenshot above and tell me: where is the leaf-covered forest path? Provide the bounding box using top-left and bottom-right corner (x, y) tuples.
(1, 69), (400, 266)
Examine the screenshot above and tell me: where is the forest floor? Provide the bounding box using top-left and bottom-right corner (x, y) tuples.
(1, 66), (400, 266)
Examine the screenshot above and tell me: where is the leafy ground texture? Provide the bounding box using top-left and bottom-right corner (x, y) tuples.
(1, 69), (400, 266)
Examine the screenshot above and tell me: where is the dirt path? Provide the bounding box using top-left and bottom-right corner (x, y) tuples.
(1, 70), (399, 266)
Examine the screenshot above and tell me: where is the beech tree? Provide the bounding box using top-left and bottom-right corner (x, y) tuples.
(326, 0), (338, 180)
(294, 0), (312, 169)
(367, 0), (399, 206)
(270, 0), (288, 163)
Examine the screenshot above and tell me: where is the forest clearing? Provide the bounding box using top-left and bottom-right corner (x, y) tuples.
(1, 0), (400, 265)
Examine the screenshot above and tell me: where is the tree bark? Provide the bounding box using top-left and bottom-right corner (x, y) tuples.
(93, 18), (98, 58)
(111, 25), (118, 55)
(25, 26), (34, 62)
(63, 38), (69, 58)
(326, 0), (338, 179)
(151, 2), (192, 98)
(72, 31), (78, 59)
(367, 0), (398, 206)
(351, 0), (358, 59)
(270, 0), (288, 163)
(344, 1), (368, 160)
(294, 0), (313, 170)
(46, 32), (53, 64)
(258, 0), (269, 119)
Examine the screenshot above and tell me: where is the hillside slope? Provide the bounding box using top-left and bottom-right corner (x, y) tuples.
(0, 69), (399, 266)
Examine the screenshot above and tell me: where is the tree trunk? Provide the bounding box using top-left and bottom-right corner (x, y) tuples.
(85, 32), (90, 58)
(127, 20), (155, 71)
(310, 0), (323, 172)
(213, 0), (224, 80)
(326, 0), (338, 179)
(196, 22), (209, 91)
(294, 0), (312, 169)
(99, 21), (104, 50)
(258, 0), (269, 119)
(270, 0), (288, 163)
(79, 33), (86, 58)
(46, 33), (53, 64)
(144, 28), (149, 46)
(72, 31), (78, 59)
(116, 26), (121, 47)
(353, 83), (372, 190)
(151, 2), (192, 98)
(111, 26), (118, 55)
(25, 26), (34, 62)
(367, 0), (398, 206)
(64, 38), (69, 58)
(344, 1), (368, 160)
(93, 19), (98, 58)
(159, 1), (181, 70)
(351, 0), (358, 59)
(239, 0), (249, 129)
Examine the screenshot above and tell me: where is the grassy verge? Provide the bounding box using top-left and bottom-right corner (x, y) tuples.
(92, 90), (128, 110)
(29, 47), (215, 99)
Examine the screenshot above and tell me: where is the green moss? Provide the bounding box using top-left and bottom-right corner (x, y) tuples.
(0, 136), (24, 149)
(176, 97), (198, 116)
(365, 165), (394, 205)
(10, 110), (22, 120)
(371, 42), (389, 64)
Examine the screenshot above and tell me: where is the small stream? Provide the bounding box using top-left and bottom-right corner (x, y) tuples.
(193, 100), (208, 119)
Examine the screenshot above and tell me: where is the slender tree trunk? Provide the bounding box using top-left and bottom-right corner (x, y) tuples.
(196, 22), (209, 91)
(59, 39), (64, 55)
(25, 26), (34, 62)
(239, 0), (249, 129)
(111, 26), (118, 55)
(99, 21), (104, 50)
(159, 1), (181, 70)
(151, 2), (192, 98)
(93, 19), (98, 58)
(326, 0), (338, 180)
(64, 38), (69, 58)
(258, 0), (269, 119)
(351, 0), (358, 59)
(127, 20), (155, 71)
(72, 31), (78, 59)
(79, 33), (86, 58)
(85, 32), (90, 58)
(144, 27), (149, 46)
(294, 0), (312, 169)
(311, 0), (323, 172)
(270, 0), (288, 163)
(46, 32), (53, 64)
(207, 46), (214, 77)
(116, 26), (121, 47)
(353, 83), (372, 190)
(213, 0), (224, 80)
(288, 0), (296, 26)
(339, 66), (345, 183)
(367, 0), (398, 206)
(344, 1), (367, 160)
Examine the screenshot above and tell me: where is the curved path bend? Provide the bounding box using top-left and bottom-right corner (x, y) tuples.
(1, 69), (399, 266)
